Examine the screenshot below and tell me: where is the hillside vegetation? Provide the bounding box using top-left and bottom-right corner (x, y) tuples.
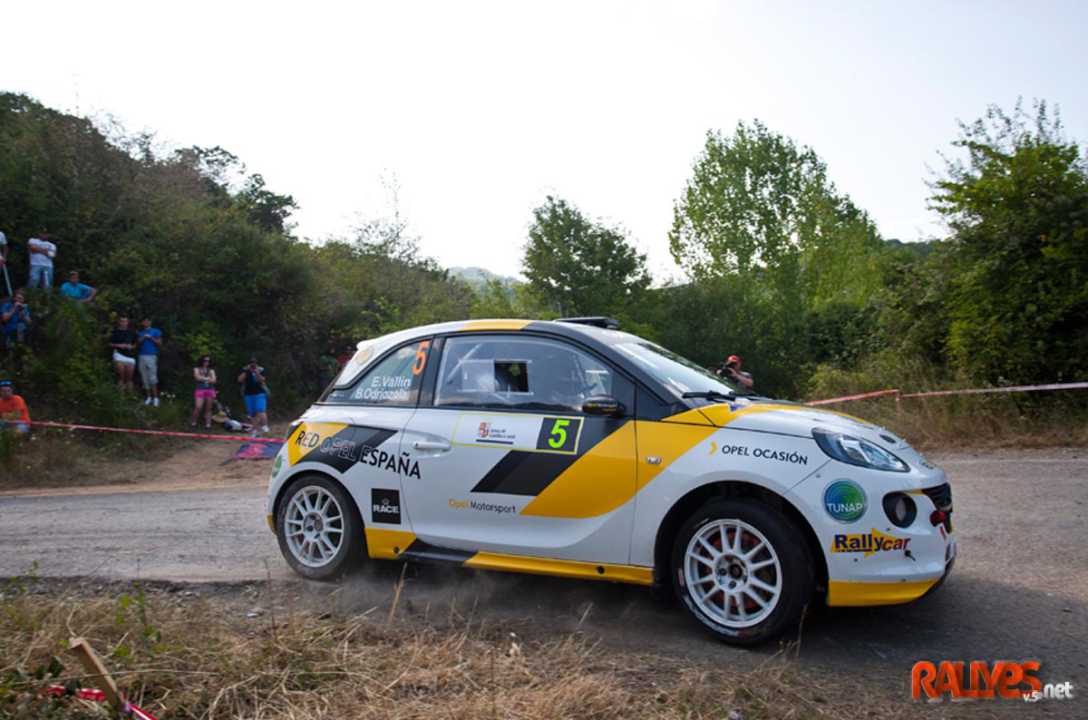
(1, 92), (1086, 452)
(0, 92), (473, 430)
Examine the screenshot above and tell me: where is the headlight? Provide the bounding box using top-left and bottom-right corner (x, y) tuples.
(812, 428), (909, 472)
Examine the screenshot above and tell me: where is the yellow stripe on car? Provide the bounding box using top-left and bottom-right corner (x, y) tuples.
(460, 319), (531, 331)
(520, 422), (638, 518)
(365, 528), (417, 559)
(286, 422), (349, 466)
(826, 578), (938, 606)
(692, 402), (813, 427)
(465, 551), (653, 585)
(520, 420), (719, 518)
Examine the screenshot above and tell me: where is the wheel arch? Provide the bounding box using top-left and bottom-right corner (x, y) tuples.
(272, 468), (361, 529)
(652, 480), (827, 594)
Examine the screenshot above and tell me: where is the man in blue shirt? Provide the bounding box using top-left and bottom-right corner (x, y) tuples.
(137, 318), (163, 407)
(59, 271), (97, 304)
(0, 291), (31, 349)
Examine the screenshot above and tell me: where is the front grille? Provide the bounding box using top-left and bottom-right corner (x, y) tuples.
(922, 483), (953, 532)
(922, 483), (953, 511)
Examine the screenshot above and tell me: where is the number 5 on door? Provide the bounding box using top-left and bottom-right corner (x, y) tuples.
(536, 417), (582, 454)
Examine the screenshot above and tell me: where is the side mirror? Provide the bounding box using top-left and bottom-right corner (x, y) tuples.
(582, 395), (623, 417)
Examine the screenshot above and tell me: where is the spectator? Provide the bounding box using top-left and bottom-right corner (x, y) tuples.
(136, 318), (163, 407)
(109, 315), (138, 393)
(59, 271), (97, 303)
(716, 354), (754, 390)
(191, 355), (217, 429)
(27, 232), (57, 290)
(0, 380), (30, 435)
(336, 345), (352, 368)
(238, 357), (270, 436)
(318, 345), (339, 389)
(0, 291), (31, 349)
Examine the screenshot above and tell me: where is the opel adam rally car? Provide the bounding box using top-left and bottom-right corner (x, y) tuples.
(267, 318), (955, 645)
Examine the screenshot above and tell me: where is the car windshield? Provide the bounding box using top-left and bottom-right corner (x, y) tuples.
(614, 340), (740, 399)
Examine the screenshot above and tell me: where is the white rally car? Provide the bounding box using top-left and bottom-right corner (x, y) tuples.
(267, 318), (955, 645)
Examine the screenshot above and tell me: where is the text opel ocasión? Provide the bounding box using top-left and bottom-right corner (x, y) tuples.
(267, 318), (955, 645)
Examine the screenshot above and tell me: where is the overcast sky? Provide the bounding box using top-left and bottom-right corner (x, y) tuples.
(4, 1), (1086, 279)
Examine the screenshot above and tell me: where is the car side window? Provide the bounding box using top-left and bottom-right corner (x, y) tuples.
(434, 335), (621, 412)
(326, 339), (431, 406)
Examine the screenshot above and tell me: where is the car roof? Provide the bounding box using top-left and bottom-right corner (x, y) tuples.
(370, 318), (634, 345)
(333, 319), (643, 392)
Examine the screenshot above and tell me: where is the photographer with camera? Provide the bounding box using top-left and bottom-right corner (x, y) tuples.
(0, 291), (32, 349)
(238, 357), (270, 436)
(716, 354), (754, 390)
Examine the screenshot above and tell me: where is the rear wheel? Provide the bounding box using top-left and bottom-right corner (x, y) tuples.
(276, 475), (366, 580)
(671, 499), (813, 646)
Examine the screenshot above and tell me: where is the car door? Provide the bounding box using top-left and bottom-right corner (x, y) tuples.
(292, 337), (434, 558)
(400, 333), (637, 564)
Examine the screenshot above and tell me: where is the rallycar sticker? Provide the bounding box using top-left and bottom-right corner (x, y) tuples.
(830, 528), (911, 557)
(451, 413), (584, 456)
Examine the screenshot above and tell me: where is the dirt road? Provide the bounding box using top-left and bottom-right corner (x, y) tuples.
(2, 446), (1086, 713)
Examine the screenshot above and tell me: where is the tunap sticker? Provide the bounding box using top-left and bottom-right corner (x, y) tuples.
(823, 480), (867, 523)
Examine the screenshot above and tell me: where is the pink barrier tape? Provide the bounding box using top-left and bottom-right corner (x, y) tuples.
(805, 388), (900, 406)
(900, 381), (1088, 399)
(807, 381), (1088, 406)
(29, 420), (284, 444)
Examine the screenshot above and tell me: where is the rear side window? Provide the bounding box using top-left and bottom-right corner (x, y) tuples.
(326, 339), (431, 406)
(434, 335), (620, 412)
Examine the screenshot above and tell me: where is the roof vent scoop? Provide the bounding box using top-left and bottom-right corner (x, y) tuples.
(556, 316), (621, 330)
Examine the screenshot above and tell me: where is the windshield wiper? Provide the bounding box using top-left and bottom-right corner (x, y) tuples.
(682, 390), (736, 402)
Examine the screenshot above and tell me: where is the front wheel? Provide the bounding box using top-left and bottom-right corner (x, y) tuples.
(276, 475), (366, 580)
(671, 499), (813, 646)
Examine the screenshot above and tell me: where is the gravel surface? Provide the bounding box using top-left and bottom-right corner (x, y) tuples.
(2, 447), (1085, 715)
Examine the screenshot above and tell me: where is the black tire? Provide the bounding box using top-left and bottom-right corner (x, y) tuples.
(276, 475), (367, 581)
(671, 499), (814, 646)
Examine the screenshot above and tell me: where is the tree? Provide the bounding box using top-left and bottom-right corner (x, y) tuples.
(522, 196), (650, 317)
(932, 100), (1088, 384)
(669, 121), (883, 307)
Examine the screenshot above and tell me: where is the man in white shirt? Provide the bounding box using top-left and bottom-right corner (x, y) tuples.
(27, 232), (57, 290)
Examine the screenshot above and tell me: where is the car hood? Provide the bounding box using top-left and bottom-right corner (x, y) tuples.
(683, 399), (909, 449)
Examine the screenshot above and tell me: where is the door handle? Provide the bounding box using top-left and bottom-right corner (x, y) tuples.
(412, 439), (451, 452)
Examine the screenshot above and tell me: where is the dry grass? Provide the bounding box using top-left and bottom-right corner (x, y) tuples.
(0, 431), (185, 490)
(820, 394), (1088, 451)
(0, 578), (918, 720)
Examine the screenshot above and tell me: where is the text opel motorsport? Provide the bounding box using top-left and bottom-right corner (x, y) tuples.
(267, 318), (955, 645)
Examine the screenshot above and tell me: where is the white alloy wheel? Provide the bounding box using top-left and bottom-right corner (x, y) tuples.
(284, 485), (345, 568)
(682, 518), (783, 629)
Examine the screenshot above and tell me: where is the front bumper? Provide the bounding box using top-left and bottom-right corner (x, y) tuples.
(827, 542), (955, 606)
(788, 459), (957, 607)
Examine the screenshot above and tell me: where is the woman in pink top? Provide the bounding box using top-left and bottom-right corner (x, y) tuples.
(190, 355), (218, 429)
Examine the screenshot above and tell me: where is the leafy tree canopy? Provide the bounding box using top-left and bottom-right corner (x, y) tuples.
(932, 100), (1088, 383)
(523, 196), (650, 317)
